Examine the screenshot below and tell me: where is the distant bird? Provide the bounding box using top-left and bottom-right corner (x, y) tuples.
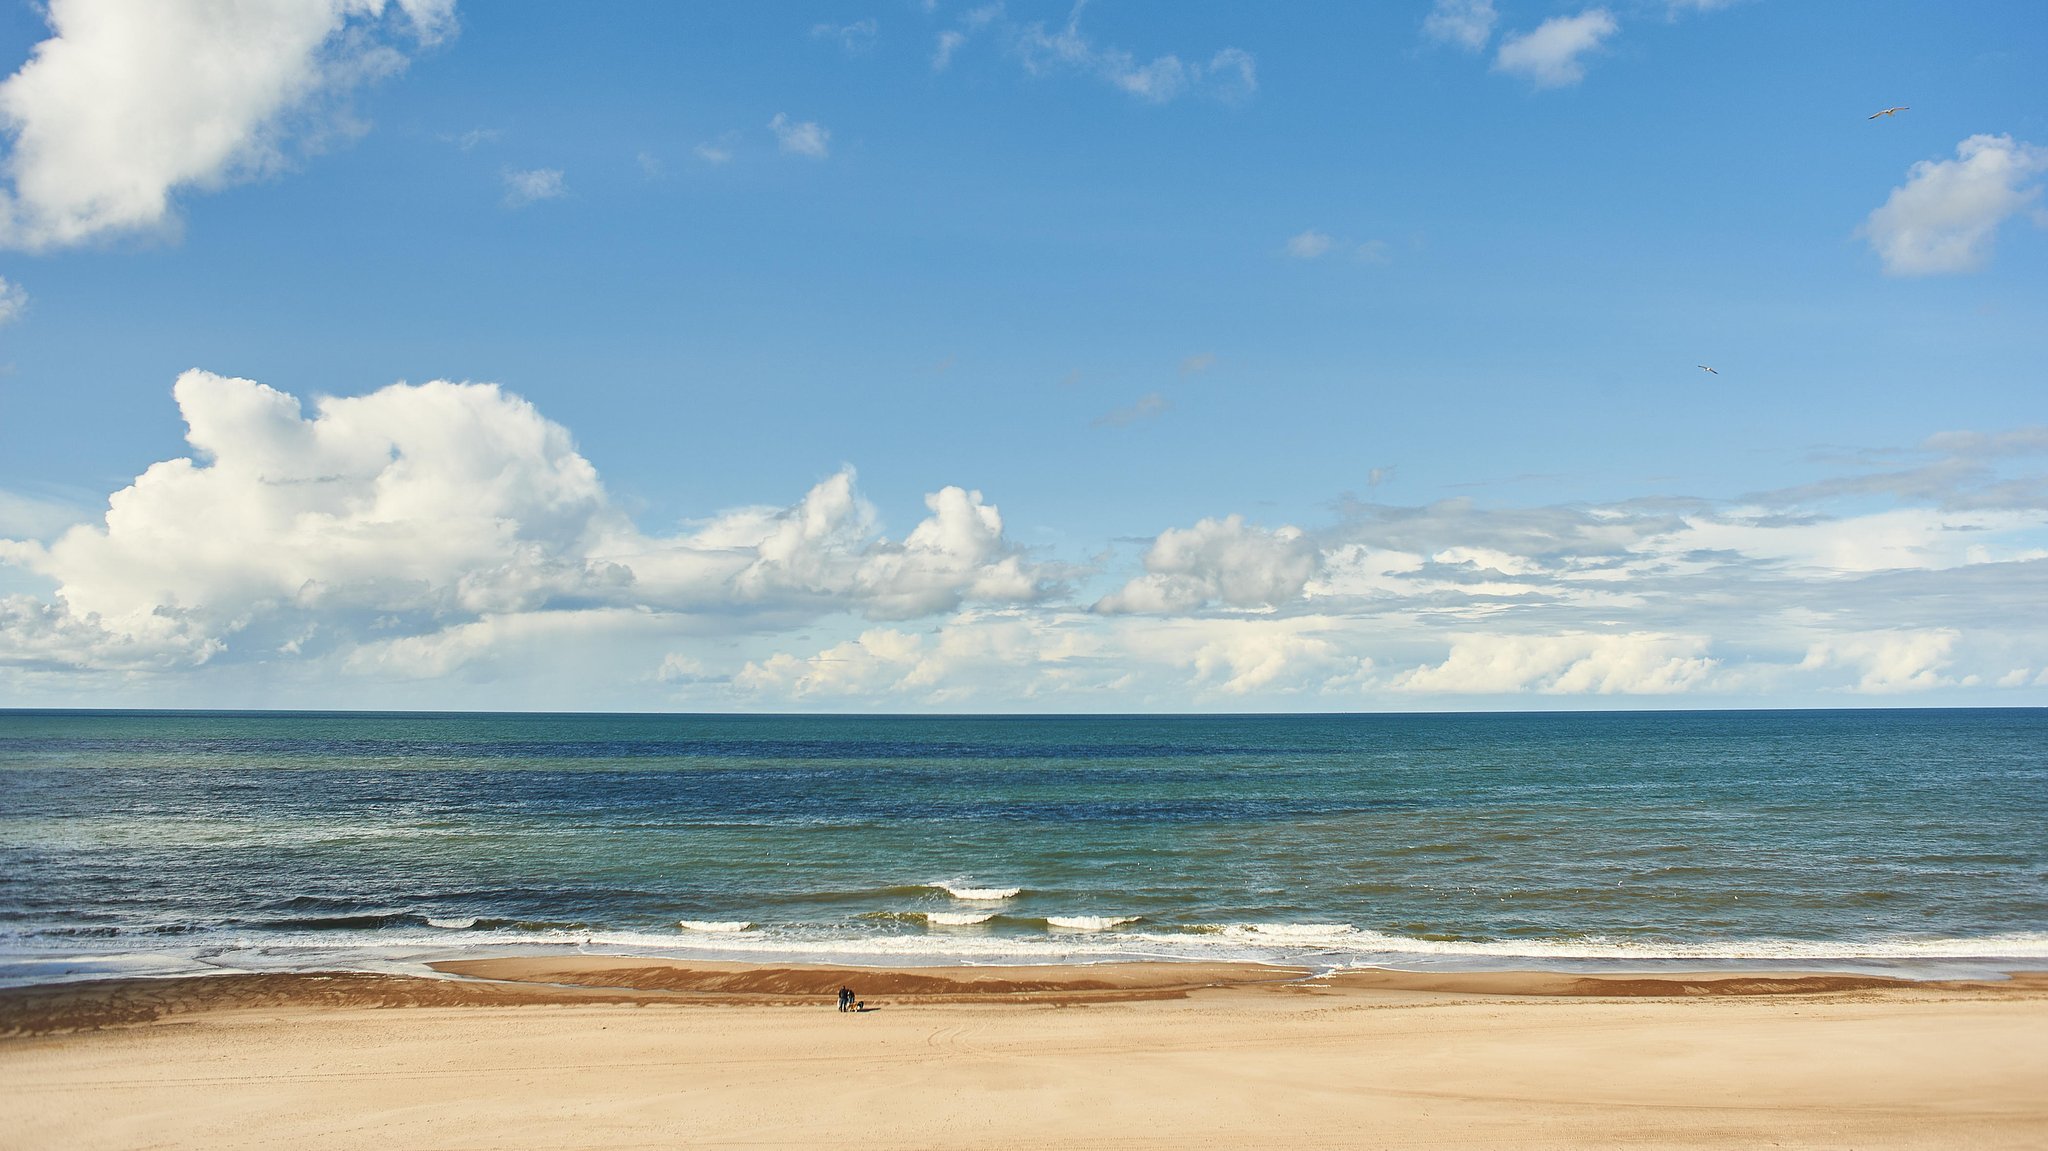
(1868, 106), (1909, 119)
(1698, 364), (1718, 375)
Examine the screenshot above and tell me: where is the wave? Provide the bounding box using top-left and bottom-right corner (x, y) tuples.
(1044, 915), (1141, 931)
(425, 917), (478, 930)
(678, 920), (754, 934)
(1205, 923), (1360, 943)
(854, 910), (1000, 927)
(930, 882), (1022, 901)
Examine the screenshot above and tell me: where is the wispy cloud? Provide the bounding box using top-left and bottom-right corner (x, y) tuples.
(810, 17), (878, 55)
(769, 113), (830, 159)
(1012, 9), (1255, 104)
(1285, 229), (1335, 259)
(502, 167), (566, 207)
(446, 126), (501, 152)
(1863, 134), (2046, 276)
(931, 3), (1001, 71)
(0, 276), (25, 325)
(1286, 229), (1392, 264)
(1423, 0), (1497, 51)
(1093, 392), (1170, 428)
(694, 133), (738, 166)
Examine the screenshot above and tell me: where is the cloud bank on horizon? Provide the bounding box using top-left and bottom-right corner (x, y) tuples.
(3, 372), (2043, 710)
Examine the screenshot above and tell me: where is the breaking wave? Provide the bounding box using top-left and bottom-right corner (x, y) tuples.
(930, 882), (1022, 901)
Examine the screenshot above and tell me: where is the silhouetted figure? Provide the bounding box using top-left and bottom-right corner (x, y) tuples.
(837, 985), (853, 1013)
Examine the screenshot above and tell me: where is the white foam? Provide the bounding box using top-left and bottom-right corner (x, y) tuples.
(1212, 923), (1360, 944)
(425, 917), (477, 930)
(1045, 915), (1141, 931)
(678, 920), (754, 933)
(925, 912), (997, 926)
(935, 882), (1021, 901)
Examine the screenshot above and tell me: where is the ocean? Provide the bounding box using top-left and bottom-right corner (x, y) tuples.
(2, 709), (2043, 986)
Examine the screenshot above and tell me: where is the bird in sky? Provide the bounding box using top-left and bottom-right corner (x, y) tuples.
(1868, 106), (1909, 119)
(1698, 364), (1718, 374)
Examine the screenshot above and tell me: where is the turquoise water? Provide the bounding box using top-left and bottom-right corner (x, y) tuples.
(1, 709), (2044, 983)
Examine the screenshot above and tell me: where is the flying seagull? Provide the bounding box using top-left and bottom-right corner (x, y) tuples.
(1868, 106), (1909, 119)
(1698, 364), (1718, 374)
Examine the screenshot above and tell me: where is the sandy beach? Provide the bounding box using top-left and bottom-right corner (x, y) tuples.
(5, 959), (2046, 1150)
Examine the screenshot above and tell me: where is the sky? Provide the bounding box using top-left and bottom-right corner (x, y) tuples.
(0, 0), (2043, 712)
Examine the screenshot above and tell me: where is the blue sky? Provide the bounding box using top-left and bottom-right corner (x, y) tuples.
(0, 0), (2044, 710)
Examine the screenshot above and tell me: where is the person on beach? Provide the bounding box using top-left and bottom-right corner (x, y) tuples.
(837, 986), (853, 1012)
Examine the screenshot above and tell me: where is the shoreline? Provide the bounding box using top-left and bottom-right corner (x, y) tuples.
(6, 957), (2047, 1149)
(6, 955), (2047, 1037)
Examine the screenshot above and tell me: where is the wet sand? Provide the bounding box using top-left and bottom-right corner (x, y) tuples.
(5, 958), (2046, 1149)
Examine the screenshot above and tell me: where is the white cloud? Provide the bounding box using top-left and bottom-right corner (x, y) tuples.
(769, 113), (830, 159)
(1098, 516), (1318, 614)
(1800, 630), (1959, 693)
(933, 30), (968, 70)
(1304, 545), (1425, 598)
(0, 275), (25, 323)
(501, 167), (565, 207)
(0, 371), (1049, 674)
(1395, 632), (1718, 695)
(1864, 134), (2046, 276)
(0, 0), (453, 251)
(810, 18), (878, 55)
(6, 376), (2046, 708)
(1424, 0), (1497, 51)
(1285, 229), (1334, 259)
(1493, 9), (1618, 89)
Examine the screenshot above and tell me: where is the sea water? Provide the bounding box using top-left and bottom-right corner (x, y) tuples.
(1, 709), (2043, 985)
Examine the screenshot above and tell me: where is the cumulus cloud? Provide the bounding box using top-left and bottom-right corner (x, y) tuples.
(0, 371), (1049, 674)
(1097, 516), (1319, 614)
(501, 167), (565, 207)
(6, 376), (2045, 708)
(0, 0), (453, 251)
(769, 113), (830, 159)
(1493, 9), (1618, 88)
(0, 275), (24, 323)
(1864, 135), (2046, 276)
(1394, 632), (1718, 695)
(1800, 629), (1960, 693)
(1424, 0), (1498, 51)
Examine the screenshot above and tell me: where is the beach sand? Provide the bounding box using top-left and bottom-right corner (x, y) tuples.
(5, 959), (2046, 1149)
